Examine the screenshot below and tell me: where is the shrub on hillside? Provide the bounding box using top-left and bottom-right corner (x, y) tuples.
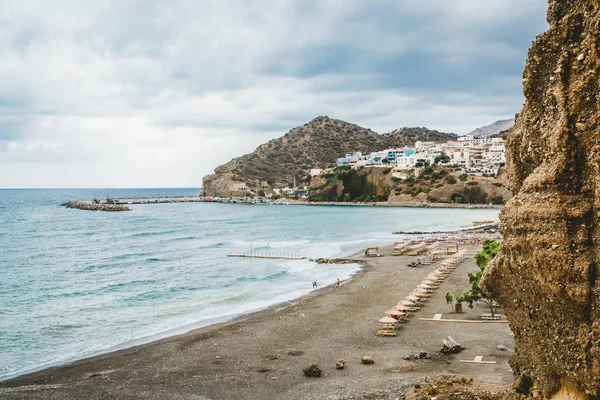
(463, 186), (485, 203)
(445, 176), (457, 184)
(459, 173), (468, 181)
(451, 193), (464, 203)
(491, 195), (505, 205)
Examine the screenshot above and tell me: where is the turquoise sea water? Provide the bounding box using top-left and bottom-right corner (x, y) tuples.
(0, 188), (499, 380)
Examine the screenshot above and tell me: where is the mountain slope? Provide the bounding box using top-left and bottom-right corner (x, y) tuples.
(202, 116), (457, 197)
(468, 118), (514, 138)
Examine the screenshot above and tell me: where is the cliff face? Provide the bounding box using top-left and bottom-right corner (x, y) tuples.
(310, 166), (510, 204)
(481, 1), (600, 397)
(202, 116), (456, 197)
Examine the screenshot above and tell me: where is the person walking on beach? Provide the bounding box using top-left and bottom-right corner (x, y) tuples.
(336, 278), (340, 288)
(312, 281), (317, 289)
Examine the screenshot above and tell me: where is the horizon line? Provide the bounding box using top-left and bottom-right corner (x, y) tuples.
(0, 187), (202, 190)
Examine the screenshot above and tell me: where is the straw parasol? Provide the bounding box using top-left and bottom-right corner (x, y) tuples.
(405, 294), (421, 301)
(379, 316), (398, 323)
(400, 299), (418, 306)
(395, 304), (412, 311)
(386, 309), (407, 316)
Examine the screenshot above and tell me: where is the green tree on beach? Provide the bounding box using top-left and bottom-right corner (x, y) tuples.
(457, 240), (500, 317)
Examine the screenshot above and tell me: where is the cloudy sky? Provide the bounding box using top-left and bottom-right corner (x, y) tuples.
(1, 1), (548, 188)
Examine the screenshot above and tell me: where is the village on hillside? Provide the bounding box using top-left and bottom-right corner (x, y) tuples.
(201, 135), (508, 203)
(334, 135), (506, 177)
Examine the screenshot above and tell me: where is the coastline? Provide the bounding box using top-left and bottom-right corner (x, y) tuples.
(278, 199), (503, 209)
(1, 244), (513, 399)
(62, 195), (503, 211)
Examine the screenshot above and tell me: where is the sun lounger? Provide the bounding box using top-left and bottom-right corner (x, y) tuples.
(481, 315), (501, 321)
(365, 247), (380, 257)
(376, 330), (397, 337)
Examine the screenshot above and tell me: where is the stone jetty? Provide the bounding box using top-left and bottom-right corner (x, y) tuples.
(61, 201), (131, 212)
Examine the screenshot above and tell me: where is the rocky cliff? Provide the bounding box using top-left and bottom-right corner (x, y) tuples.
(309, 166), (510, 205)
(468, 119), (515, 138)
(481, 1), (600, 397)
(201, 116), (456, 197)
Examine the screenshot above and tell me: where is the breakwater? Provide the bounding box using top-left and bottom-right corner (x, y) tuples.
(61, 201), (131, 212)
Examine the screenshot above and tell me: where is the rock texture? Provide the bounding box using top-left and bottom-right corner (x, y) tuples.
(481, 1), (600, 397)
(61, 201), (131, 212)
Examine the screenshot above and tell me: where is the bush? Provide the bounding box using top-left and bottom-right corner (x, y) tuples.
(463, 186), (485, 203)
(492, 182), (503, 187)
(466, 181), (479, 186)
(445, 176), (457, 184)
(427, 195), (437, 202)
(391, 176), (402, 183)
(438, 169), (448, 177)
(491, 195), (504, 204)
(382, 167), (392, 174)
(451, 193), (464, 203)
(459, 173), (468, 181)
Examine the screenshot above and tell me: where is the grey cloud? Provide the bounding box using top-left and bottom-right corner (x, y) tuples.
(0, 0), (549, 187)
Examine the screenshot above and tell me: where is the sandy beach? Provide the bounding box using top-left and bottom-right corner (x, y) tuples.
(0, 244), (513, 400)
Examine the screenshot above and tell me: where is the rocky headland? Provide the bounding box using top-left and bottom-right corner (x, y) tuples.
(201, 116), (457, 198)
(481, 1), (600, 397)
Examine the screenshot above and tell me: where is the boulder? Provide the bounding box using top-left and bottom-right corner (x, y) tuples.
(440, 336), (465, 354)
(361, 356), (374, 365)
(302, 363), (321, 377)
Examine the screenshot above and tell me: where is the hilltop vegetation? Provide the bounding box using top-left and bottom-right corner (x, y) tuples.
(202, 116), (457, 197)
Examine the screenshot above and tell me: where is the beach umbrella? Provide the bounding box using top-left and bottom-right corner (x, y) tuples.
(400, 299), (417, 306)
(395, 304), (411, 311)
(405, 294), (420, 301)
(386, 309), (407, 316)
(379, 316), (398, 323)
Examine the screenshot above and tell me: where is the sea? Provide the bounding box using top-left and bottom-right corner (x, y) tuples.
(0, 188), (500, 380)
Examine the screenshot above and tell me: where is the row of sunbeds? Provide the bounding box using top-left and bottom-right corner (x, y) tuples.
(377, 250), (467, 337)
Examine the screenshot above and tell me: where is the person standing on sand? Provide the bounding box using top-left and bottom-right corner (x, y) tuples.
(336, 278), (340, 288)
(312, 281), (317, 289)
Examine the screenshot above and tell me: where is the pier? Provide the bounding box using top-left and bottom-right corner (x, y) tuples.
(227, 252), (306, 260)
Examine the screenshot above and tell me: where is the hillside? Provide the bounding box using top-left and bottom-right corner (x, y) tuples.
(468, 118), (514, 138)
(202, 116), (457, 197)
(309, 165), (510, 205)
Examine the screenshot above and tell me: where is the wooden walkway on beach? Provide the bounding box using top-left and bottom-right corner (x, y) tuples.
(227, 252), (306, 260)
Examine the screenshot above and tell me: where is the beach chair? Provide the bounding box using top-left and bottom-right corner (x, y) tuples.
(481, 313), (501, 321)
(376, 330), (397, 337)
(365, 247), (380, 257)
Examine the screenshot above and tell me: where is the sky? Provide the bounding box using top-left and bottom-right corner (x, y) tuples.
(0, 0), (549, 188)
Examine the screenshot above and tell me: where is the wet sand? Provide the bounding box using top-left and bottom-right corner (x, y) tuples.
(0, 245), (513, 400)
